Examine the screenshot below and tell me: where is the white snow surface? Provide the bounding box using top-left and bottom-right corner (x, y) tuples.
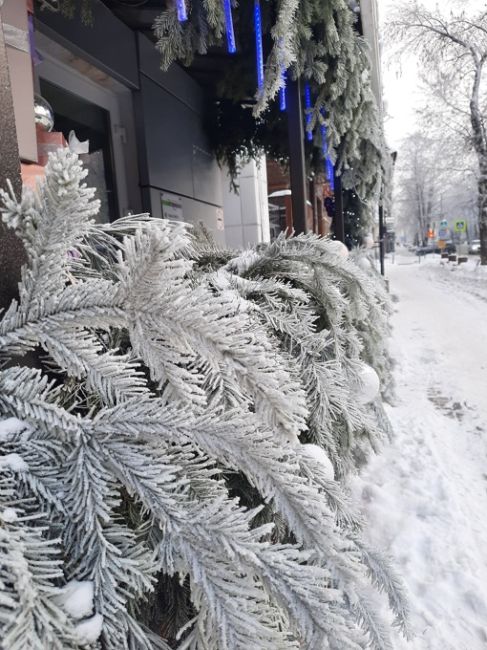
(0, 417), (30, 441)
(56, 580), (94, 620)
(74, 613), (103, 645)
(353, 255), (487, 649)
(0, 453), (28, 472)
(0, 508), (18, 523)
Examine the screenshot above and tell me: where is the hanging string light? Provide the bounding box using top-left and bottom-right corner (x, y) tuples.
(279, 69), (287, 111)
(326, 158), (335, 192)
(175, 0), (188, 22)
(254, 0), (264, 91)
(304, 83), (313, 141)
(223, 0), (236, 54)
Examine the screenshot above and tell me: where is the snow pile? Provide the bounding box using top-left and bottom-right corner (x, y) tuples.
(74, 614), (103, 645)
(355, 261), (487, 649)
(0, 417), (31, 441)
(418, 254), (487, 302)
(0, 454), (28, 472)
(55, 580), (94, 620)
(0, 508), (18, 523)
(54, 580), (102, 645)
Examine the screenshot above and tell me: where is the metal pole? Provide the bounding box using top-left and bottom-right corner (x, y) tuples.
(379, 203), (385, 276)
(0, 7), (27, 308)
(286, 77), (307, 234)
(333, 173), (345, 243)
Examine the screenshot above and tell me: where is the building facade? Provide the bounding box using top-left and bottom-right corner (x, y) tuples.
(2, 0), (383, 248)
(2, 0), (270, 247)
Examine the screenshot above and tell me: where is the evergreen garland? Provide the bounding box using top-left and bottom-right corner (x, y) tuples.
(36, 0), (94, 24)
(154, 0), (389, 202)
(0, 151), (407, 649)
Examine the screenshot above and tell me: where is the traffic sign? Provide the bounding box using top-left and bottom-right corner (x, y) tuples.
(438, 228), (449, 239)
(454, 220), (467, 233)
(440, 219), (448, 228)
(437, 240), (447, 250)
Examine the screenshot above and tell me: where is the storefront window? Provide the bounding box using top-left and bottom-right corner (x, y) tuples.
(39, 78), (119, 222)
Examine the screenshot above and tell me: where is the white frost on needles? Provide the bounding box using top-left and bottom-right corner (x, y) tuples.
(301, 443), (335, 481)
(0, 454), (28, 472)
(74, 614), (103, 645)
(55, 580), (94, 620)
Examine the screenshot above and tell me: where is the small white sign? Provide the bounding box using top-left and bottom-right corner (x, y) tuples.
(216, 207), (224, 231)
(161, 192), (183, 222)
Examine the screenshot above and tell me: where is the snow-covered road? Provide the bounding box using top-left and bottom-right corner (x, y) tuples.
(354, 255), (487, 650)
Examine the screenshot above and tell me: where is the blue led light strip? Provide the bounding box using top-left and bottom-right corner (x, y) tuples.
(279, 69), (287, 111)
(326, 158), (335, 192)
(223, 0), (236, 54)
(176, 0), (187, 22)
(254, 0), (264, 91)
(304, 83), (313, 141)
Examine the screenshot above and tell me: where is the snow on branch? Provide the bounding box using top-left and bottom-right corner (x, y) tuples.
(0, 150), (405, 649)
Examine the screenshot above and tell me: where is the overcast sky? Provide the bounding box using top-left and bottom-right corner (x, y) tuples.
(378, 0), (421, 150)
(378, 0), (484, 149)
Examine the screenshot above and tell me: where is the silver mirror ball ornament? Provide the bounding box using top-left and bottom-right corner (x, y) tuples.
(34, 94), (55, 132)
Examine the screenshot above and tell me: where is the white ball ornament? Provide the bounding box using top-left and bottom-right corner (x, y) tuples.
(327, 240), (350, 259)
(352, 362), (380, 405)
(301, 443), (335, 481)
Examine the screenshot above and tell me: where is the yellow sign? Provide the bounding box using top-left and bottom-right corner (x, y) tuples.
(454, 220), (467, 233)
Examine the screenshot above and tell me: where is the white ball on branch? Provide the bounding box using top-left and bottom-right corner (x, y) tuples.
(327, 240), (350, 259)
(301, 443), (335, 481)
(352, 362), (380, 405)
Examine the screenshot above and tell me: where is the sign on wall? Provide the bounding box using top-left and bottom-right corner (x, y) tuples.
(161, 192), (183, 222)
(216, 207), (224, 231)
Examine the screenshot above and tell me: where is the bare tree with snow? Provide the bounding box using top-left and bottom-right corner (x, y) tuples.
(391, 2), (487, 263)
(394, 132), (444, 245)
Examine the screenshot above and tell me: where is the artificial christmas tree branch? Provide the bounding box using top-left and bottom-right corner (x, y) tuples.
(0, 151), (408, 649)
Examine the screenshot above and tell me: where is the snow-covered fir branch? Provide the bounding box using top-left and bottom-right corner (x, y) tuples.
(0, 150), (407, 649)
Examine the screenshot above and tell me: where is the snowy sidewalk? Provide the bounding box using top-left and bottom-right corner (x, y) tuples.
(354, 257), (487, 650)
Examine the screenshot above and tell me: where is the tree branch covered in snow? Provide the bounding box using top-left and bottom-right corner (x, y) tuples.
(389, 1), (487, 263)
(0, 151), (406, 649)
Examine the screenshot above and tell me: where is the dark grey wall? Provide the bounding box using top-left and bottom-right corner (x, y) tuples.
(135, 35), (223, 235)
(35, 2), (138, 89)
(35, 1), (224, 239)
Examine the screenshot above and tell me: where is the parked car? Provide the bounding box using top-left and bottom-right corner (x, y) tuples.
(416, 245), (436, 256)
(469, 239), (481, 254)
